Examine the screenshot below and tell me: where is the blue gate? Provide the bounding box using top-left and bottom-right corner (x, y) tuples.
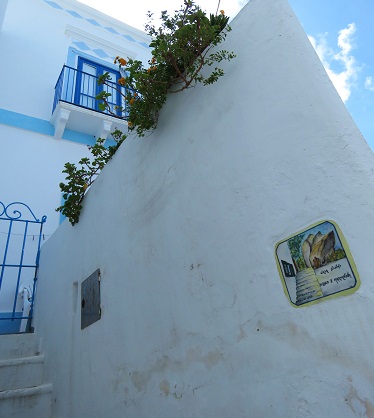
(0, 201), (47, 334)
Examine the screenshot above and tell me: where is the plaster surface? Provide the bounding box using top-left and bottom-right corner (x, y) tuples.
(0, 0), (151, 316)
(35, 0), (374, 416)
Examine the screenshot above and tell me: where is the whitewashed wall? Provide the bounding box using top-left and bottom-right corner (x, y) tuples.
(0, 0), (150, 118)
(0, 0), (151, 318)
(35, 0), (374, 416)
(0, 0), (151, 231)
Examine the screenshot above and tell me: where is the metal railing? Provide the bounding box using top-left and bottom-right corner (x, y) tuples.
(52, 65), (130, 119)
(0, 202), (47, 334)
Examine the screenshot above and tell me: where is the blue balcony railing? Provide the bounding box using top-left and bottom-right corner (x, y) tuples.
(52, 65), (131, 119)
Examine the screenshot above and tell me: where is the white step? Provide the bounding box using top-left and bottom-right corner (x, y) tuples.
(0, 333), (40, 360)
(0, 383), (52, 418)
(0, 355), (44, 391)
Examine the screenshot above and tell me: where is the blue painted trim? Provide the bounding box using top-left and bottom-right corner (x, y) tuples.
(43, 0), (151, 50)
(0, 108), (96, 146)
(67, 47), (119, 71)
(67, 46), (77, 67)
(0, 108), (54, 136)
(122, 35), (136, 43)
(63, 128), (96, 145)
(86, 19), (101, 27)
(44, 1), (63, 10)
(105, 27), (119, 35)
(0, 312), (22, 334)
(59, 194), (66, 224)
(66, 10), (83, 18)
(105, 138), (116, 147)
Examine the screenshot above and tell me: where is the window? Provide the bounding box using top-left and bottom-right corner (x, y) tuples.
(51, 55), (130, 139)
(281, 260), (295, 278)
(74, 57), (123, 117)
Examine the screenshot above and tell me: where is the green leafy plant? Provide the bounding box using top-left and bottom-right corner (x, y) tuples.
(56, 130), (126, 225)
(98, 1), (236, 137)
(288, 234), (306, 272)
(57, 1), (235, 225)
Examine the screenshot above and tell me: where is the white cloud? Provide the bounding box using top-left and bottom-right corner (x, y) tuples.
(365, 76), (374, 92)
(308, 23), (359, 103)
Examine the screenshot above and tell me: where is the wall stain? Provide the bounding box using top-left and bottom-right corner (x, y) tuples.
(192, 384), (204, 394)
(345, 382), (374, 418)
(297, 397), (312, 418)
(134, 164), (176, 224)
(188, 262), (214, 297)
(111, 364), (128, 393)
(159, 379), (170, 396)
(159, 380), (184, 399)
(130, 370), (151, 392)
(190, 263), (202, 270)
(231, 293), (237, 308)
(252, 314), (374, 388)
(129, 347), (223, 392)
(237, 319), (251, 342)
(172, 384), (183, 399)
(169, 327), (180, 348)
(202, 351), (223, 369)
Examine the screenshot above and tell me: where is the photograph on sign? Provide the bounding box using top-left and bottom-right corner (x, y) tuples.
(275, 220), (360, 307)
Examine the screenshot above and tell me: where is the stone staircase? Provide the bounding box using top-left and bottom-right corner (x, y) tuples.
(0, 333), (52, 418)
(295, 267), (323, 305)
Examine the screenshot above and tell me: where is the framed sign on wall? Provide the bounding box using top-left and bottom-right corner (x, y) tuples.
(275, 220), (360, 307)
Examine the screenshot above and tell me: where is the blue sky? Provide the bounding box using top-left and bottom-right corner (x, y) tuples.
(288, 0), (374, 150)
(80, 0), (374, 150)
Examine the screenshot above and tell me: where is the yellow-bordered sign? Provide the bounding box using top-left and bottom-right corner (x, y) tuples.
(275, 220), (360, 308)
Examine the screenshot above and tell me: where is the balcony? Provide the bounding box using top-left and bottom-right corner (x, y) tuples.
(50, 65), (129, 141)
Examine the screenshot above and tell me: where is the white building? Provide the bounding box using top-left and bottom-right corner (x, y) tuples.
(0, 0), (151, 333)
(2, 0), (374, 416)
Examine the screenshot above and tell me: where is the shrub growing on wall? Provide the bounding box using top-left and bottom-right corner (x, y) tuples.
(57, 0), (235, 225)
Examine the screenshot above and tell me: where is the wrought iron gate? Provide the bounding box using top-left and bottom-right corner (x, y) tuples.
(0, 201), (47, 334)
